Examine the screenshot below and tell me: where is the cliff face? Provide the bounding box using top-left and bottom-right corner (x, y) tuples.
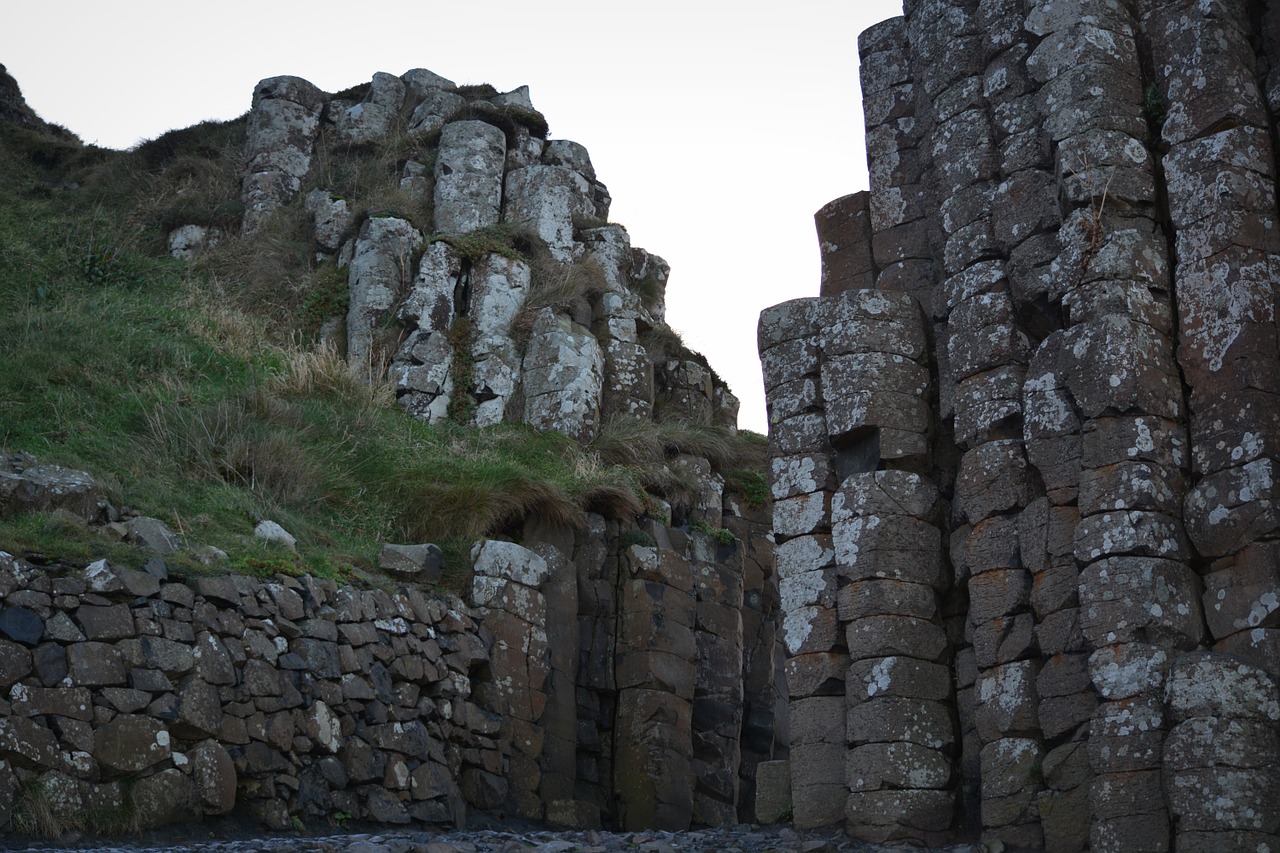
(761, 0), (1280, 849)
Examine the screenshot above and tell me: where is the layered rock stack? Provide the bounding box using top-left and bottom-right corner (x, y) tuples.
(760, 0), (1280, 849)
(465, 505), (782, 833)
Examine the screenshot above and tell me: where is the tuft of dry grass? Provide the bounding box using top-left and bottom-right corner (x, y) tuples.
(266, 343), (394, 409)
(12, 781), (63, 839)
(592, 415), (762, 471)
(510, 256), (608, 351)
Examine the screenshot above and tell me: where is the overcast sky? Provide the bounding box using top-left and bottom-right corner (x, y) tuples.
(3, 1), (904, 434)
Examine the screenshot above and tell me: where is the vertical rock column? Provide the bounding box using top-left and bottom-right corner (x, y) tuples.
(723, 499), (784, 823)
(433, 121), (507, 235)
(758, 297), (844, 830)
(1163, 654), (1280, 850)
(1146, 0), (1280, 675)
(1023, 2), (1202, 851)
(467, 254), (531, 427)
(469, 541), (553, 820)
(825, 291), (950, 844)
(613, 544), (696, 830)
(837, 472), (953, 844)
(569, 515), (614, 829)
(1143, 3), (1280, 847)
(689, 533), (746, 826)
(901, 0), (1046, 846)
(815, 192), (875, 298)
(861, 18), (937, 316)
(345, 217), (425, 372)
(241, 76), (325, 235)
(584, 225), (660, 422)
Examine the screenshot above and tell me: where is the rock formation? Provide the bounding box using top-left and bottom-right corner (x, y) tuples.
(230, 71), (720, 443)
(760, 1), (1280, 850)
(0, 66), (785, 838)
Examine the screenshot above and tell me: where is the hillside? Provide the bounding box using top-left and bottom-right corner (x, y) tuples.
(0, 66), (765, 586)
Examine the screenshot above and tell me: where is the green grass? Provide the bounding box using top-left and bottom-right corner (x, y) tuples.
(0, 115), (763, 592)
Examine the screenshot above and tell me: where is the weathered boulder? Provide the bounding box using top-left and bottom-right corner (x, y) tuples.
(332, 71), (405, 144)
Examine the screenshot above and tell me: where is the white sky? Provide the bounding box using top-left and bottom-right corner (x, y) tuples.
(3, 0), (903, 434)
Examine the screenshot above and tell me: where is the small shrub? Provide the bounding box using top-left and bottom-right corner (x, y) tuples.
(12, 780), (63, 839)
(619, 528), (656, 549)
(266, 343), (393, 411)
(453, 83), (501, 98)
(726, 468), (769, 509)
(1143, 84), (1167, 128)
(632, 270), (665, 307)
(509, 255), (607, 353)
(690, 519), (734, 546)
(445, 317), (477, 424)
(433, 222), (532, 262)
(639, 323), (685, 363)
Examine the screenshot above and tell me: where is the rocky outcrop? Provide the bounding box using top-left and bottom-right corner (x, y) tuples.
(232, 69), (730, 443)
(761, 2), (1280, 849)
(240, 76), (325, 235)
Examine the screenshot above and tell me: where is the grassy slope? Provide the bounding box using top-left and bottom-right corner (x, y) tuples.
(0, 120), (765, 589)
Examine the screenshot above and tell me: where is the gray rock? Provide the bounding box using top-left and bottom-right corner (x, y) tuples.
(522, 309), (604, 442)
(332, 71), (405, 144)
(0, 607), (43, 646)
(433, 120), (506, 234)
(254, 519), (297, 551)
(94, 714), (171, 773)
(503, 165), (594, 262)
(126, 516), (182, 554)
(380, 543), (445, 582)
(167, 224), (222, 260)
(345, 216), (425, 371)
(241, 75), (325, 234)
(305, 189), (355, 252)
(0, 459), (105, 522)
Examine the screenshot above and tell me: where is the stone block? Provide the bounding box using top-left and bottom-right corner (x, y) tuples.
(847, 697), (954, 750)
(845, 788), (955, 832)
(1078, 556), (1204, 648)
(785, 652), (849, 699)
(1165, 652), (1280, 724)
(847, 741), (952, 791)
(845, 615), (948, 664)
(838, 579), (937, 621)
(974, 661), (1040, 743)
(754, 759), (791, 823)
(846, 656), (952, 705)
(1089, 696), (1166, 773)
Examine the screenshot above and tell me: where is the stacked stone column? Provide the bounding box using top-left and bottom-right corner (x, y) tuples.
(469, 541), (553, 819)
(759, 286), (952, 841)
(612, 544), (696, 830)
(1142, 1), (1280, 848)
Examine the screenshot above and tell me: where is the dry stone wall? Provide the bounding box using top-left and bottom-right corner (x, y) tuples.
(760, 1), (1280, 850)
(0, 490), (781, 835)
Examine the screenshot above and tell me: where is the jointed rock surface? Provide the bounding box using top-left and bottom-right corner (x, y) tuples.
(760, 0), (1280, 849)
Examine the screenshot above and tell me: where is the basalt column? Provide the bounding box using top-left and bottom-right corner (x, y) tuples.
(761, 0), (1280, 849)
